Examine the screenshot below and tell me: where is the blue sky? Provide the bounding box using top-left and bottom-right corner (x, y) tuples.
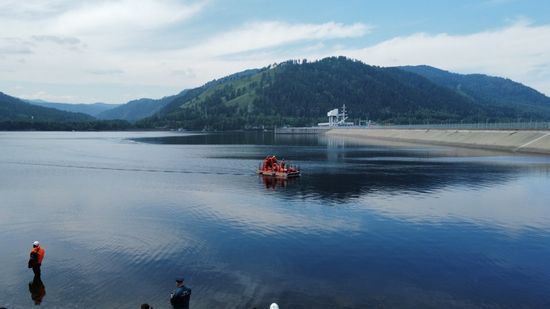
(1, 0), (549, 103)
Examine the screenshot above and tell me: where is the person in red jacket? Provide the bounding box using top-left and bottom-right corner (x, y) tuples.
(29, 241), (45, 277)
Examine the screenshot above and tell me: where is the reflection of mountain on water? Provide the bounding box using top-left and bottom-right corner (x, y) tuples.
(135, 132), (550, 203)
(261, 142), (532, 202)
(272, 160), (523, 202)
(134, 131), (323, 146)
(135, 131), (369, 147)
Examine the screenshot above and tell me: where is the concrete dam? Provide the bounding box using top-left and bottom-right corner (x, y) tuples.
(327, 128), (550, 155)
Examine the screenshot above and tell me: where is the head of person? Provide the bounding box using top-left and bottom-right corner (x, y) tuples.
(33, 241), (40, 248)
(140, 303), (152, 309)
(175, 278), (184, 287)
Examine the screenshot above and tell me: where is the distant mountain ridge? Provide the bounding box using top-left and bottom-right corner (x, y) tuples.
(399, 65), (550, 119)
(1, 92), (94, 122)
(96, 90), (189, 122)
(24, 91), (192, 122)
(28, 100), (120, 117)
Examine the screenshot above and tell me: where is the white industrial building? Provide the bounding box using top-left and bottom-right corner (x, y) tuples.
(318, 104), (354, 127)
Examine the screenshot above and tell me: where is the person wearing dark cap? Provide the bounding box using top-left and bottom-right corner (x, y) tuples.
(170, 278), (191, 309)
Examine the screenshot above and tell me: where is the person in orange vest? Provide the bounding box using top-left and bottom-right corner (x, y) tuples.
(29, 241), (45, 277)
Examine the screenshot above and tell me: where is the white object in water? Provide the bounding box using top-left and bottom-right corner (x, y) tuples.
(270, 303), (279, 309)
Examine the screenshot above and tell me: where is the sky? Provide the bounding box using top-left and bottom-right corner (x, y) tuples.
(0, 0), (549, 104)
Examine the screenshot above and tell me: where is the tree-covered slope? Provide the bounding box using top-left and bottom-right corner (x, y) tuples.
(400, 65), (550, 119)
(158, 68), (261, 114)
(249, 59), (480, 121)
(100, 70), (262, 123)
(141, 57), (492, 129)
(0, 92), (95, 122)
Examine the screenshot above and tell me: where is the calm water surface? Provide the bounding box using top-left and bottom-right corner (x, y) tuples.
(1, 131), (550, 308)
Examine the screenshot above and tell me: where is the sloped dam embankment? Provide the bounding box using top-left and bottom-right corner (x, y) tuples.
(327, 128), (550, 155)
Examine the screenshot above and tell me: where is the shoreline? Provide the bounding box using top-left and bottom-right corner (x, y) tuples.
(327, 128), (550, 155)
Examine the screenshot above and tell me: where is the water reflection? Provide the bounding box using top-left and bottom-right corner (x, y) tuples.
(150, 132), (538, 203)
(135, 131), (320, 146)
(2, 132), (550, 308)
(276, 160), (522, 203)
(259, 175), (302, 190)
(29, 276), (46, 305)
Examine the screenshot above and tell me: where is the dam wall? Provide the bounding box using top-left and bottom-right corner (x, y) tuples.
(327, 128), (550, 155)
(275, 127), (331, 134)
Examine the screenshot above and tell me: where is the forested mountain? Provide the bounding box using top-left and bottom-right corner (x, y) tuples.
(400, 65), (550, 119)
(0, 92), (132, 130)
(158, 69), (260, 114)
(96, 90), (188, 122)
(5, 57), (550, 131)
(28, 100), (120, 117)
(1, 92), (94, 122)
(142, 57), (550, 130)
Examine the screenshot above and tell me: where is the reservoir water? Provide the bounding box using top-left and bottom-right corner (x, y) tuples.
(1, 131), (550, 308)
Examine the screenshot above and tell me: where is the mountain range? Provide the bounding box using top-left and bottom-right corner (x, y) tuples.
(2, 57), (550, 130)
(142, 57), (550, 129)
(28, 100), (120, 117)
(96, 90), (188, 122)
(0, 92), (130, 130)
(1, 92), (94, 122)
(399, 65), (550, 121)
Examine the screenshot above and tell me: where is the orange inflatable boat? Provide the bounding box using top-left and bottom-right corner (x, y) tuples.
(258, 155), (300, 178)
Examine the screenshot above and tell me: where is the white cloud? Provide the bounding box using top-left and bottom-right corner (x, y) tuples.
(0, 0), (206, 51)
(50, 0), (204, 35)
(31, 35), (81, 45)
(0, 18), (371, 102)
(0, 0), (76, 18)
(87, 69), (125, 76)
(336, 21), (550, 95)
(358, 178), (550, 233)
(2, 1), (550, 103)
(0, 38), (33, 55)
(188, 21), (370, 56)
(20, 90), (80, 102)
(0, 0), (208, 102)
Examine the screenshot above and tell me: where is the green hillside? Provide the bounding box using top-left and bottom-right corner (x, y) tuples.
(7, 57), (550, 131)
(141, 57), (504, 130)
(400, 65), (550, 120)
